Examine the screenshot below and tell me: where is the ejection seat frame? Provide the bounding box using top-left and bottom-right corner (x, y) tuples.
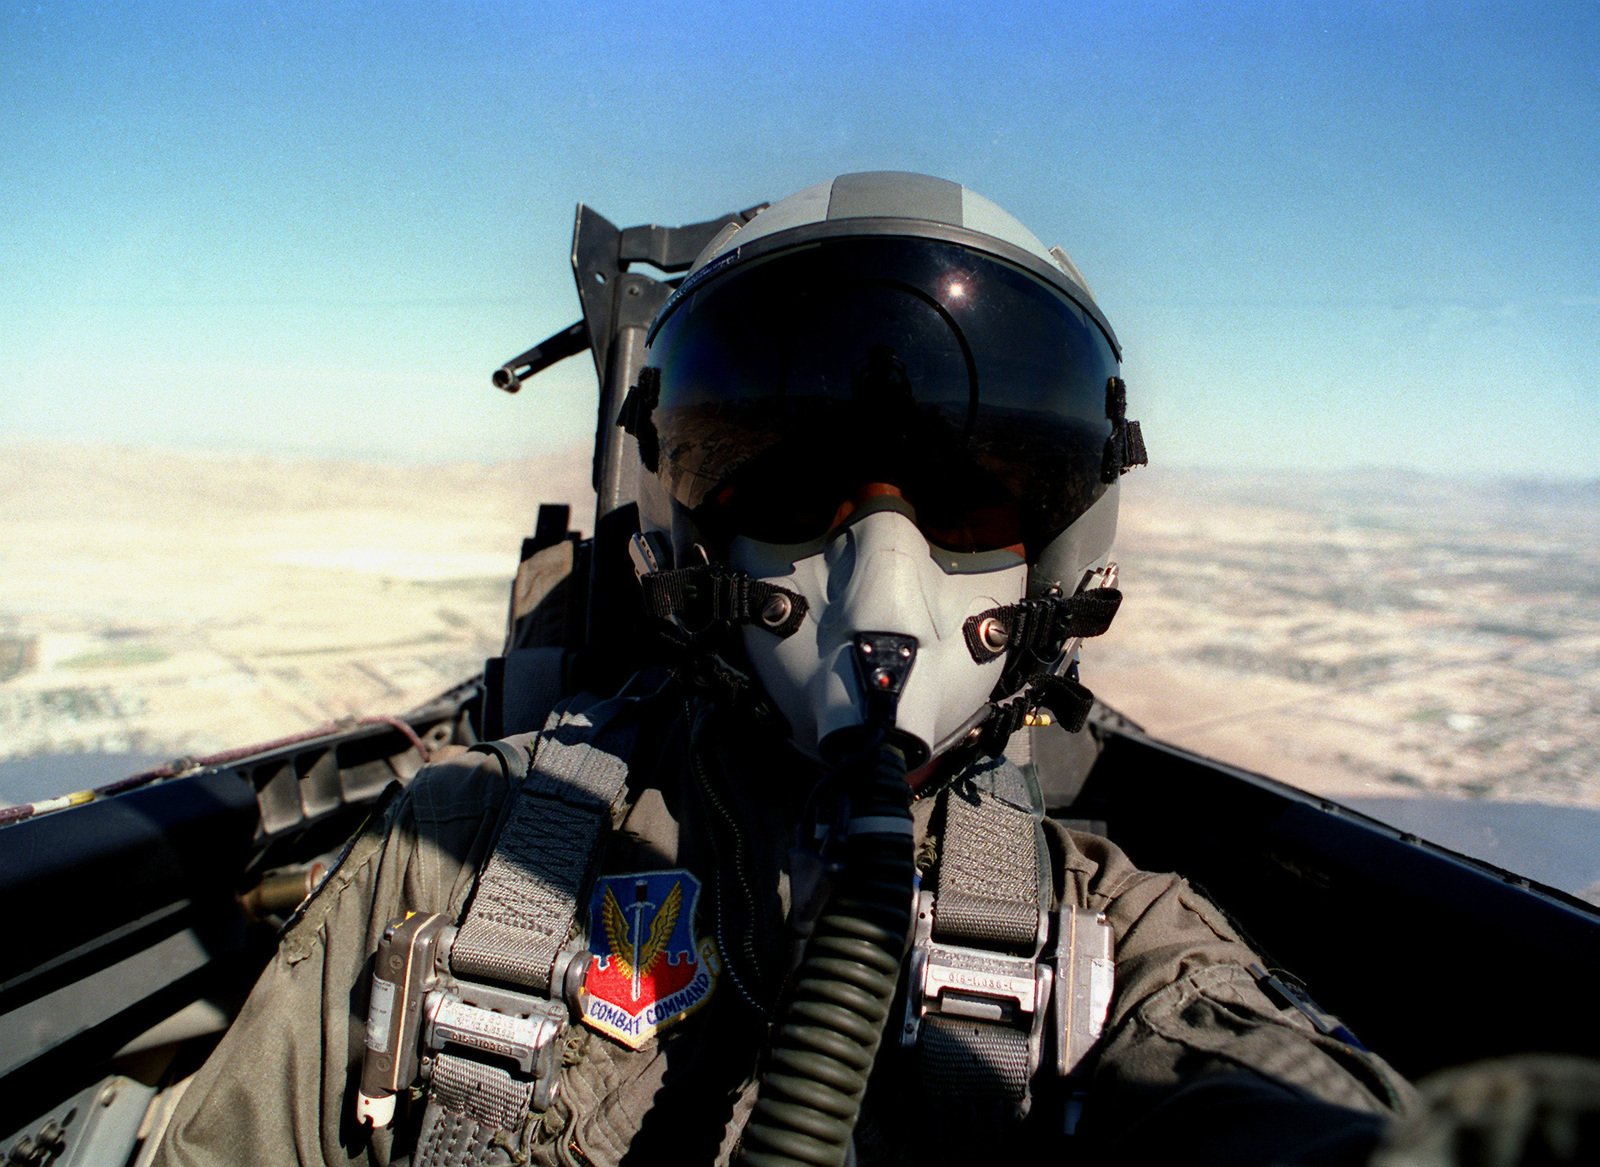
(481, 200), (764, 739)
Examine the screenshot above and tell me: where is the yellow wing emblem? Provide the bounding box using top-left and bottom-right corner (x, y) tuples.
(601, 885), (632, 979)
(643, 882), (683, 975)
(600, 880), (684, 981)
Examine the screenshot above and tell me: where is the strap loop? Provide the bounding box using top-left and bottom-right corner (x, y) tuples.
(639, 564), (808, 639)
(962, 589), (1122, 665)
(1100, 375), (1148, 483)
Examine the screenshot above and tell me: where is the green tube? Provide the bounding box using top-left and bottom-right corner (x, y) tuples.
(738, 741), (915, 1167)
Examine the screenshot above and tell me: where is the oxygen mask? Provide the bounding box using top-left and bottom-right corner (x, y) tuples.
(725, 484), (1026, 767)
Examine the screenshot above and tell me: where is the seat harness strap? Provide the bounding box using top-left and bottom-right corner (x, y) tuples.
(372, 689), (646, 1167)
(903, 757), (1114, 1139)
(905, 759), (1051, 1125)
(365, 691), (1105, 1161)
(449, 697), (636, 994)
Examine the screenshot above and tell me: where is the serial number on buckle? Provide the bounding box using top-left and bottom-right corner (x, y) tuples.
(421, 987), (568, 1110)
(919, 942), (1044, 1025)
(424, 992), (565, 1075)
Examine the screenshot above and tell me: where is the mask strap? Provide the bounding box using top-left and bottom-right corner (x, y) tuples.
(638, 563), (809, 641)
(961, 589), (1122, 665)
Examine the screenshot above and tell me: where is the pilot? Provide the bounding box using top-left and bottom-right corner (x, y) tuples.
(154, 173), (1416, 1166)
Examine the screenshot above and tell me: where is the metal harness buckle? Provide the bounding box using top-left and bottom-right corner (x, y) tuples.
(900, 890), (1053, 1076)
(422, 983), (568, 1111)
(357, 912), (585, 1127)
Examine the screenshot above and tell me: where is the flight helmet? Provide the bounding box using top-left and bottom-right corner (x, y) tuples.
(625, 172), (1144, 767)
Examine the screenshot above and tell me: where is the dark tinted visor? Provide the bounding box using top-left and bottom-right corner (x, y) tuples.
(644, 237), (1118, 554)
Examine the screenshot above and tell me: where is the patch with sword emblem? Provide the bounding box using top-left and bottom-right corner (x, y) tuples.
(580, 869), (719, 1049)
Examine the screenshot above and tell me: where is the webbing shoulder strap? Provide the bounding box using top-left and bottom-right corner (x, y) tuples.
(412, 689), (646, 1167)
(915, 757), (1052, 1127)
(935, 758), (1051, 950)
(452, 692), (639, 994)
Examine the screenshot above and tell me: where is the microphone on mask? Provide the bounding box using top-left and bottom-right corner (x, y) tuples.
(817, 630), (926, 773)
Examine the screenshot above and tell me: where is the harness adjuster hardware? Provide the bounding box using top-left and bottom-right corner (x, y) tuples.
(901, 890), (1054, 1077)
(921, 943), (1051, 1024)
(422, 986), (568, 1111)
(1050, 906), (1115, 1078)
(357, 911), (586, 1128)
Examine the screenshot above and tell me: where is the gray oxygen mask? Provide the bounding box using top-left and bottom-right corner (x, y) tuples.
(727, 498), (1027, 767)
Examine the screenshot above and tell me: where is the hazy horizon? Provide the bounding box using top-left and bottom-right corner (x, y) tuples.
(6, 436), (1598, 488)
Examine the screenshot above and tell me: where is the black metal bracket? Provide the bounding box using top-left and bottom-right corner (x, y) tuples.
(492, 202), (765, 522)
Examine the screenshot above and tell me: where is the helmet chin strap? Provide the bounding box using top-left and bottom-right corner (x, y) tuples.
(628, 545), (814, 736)
(977, 670), (1098, 755)
(961, 587), (1122, 666)
(632, 547), (812, 648)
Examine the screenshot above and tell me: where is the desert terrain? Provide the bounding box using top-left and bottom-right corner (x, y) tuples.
(1095, 469), (1599, 807)
(2, 442), (1596, 893)
(0, 442), (591, 787)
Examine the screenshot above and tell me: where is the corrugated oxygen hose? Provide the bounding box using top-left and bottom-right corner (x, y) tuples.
(737, 739), (915, 1167)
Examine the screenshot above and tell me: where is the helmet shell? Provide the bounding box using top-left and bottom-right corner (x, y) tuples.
(664, 171), (1119, 359)
(634, 172), (1133, 759)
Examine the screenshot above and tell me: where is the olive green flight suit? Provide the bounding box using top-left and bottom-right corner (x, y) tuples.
(155, 697), (1413, 1166)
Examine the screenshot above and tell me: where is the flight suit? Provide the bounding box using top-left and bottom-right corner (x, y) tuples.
(154, 691), (1414, 1166)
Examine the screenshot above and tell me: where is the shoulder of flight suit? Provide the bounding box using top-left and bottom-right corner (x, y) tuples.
(1043, 820), (1419, 1165)
(153, 750), (514, 1167)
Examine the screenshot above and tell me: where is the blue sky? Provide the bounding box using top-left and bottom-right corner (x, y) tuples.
(3, 1), (1596, 476)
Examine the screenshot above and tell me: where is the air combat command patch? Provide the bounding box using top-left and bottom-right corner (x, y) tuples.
(581, 869), (719, 1049)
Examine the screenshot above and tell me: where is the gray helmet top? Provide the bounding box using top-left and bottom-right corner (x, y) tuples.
(632, 171), (1138, 765)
